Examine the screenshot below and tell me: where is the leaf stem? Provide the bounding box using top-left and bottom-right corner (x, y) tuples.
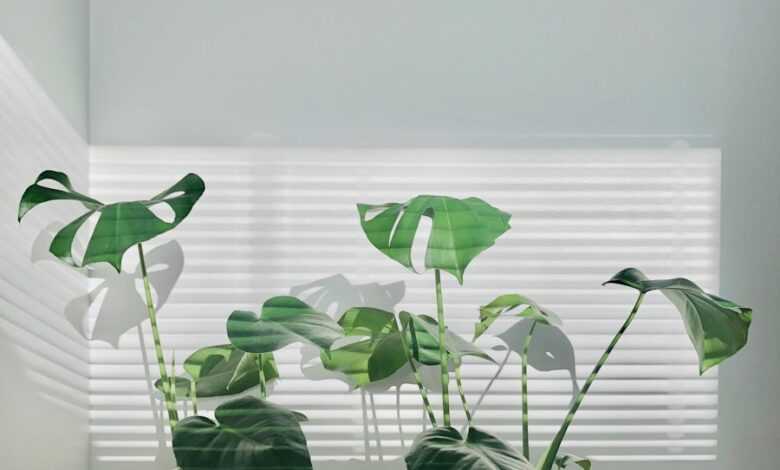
(256, 353), (268, 399)
(138, 243), (179, 430)
(400, 319), (437, 426)
(434, 269), (451, 426)
(455, 364), (471, 424)
(190, 380), (198, 415)
(539, 292), (645, 470)
(521, 321), (537, 460)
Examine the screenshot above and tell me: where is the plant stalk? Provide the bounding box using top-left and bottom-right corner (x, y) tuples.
(521, 321), (538, 460)
(400, 319), (437, 426)
(190, 380), (198, 415)
(539, 292), (645, 470)
(256, 353), (268, 399)
(455, 364), (471, 424)
(434, 269), (451, 426)
(138, 243), (179, 430)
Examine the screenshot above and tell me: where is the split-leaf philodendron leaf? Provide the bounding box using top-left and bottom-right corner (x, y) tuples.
(604, 268), (752, 374)
(227, 296), (344, 354)
(368, 311), (495, 382)
(357, 195), (511, 284)
(154, 376), (193, 399)
(186, 344), (278, 397)
(18, 170), (205, 272)
(405, 426), (533, 470)
(475, 294), (562, 340)
(172, 396), (312, 470)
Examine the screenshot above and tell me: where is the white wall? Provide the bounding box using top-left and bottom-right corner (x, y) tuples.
(0, 0), (89, 139)
(0, 36), (90, 470)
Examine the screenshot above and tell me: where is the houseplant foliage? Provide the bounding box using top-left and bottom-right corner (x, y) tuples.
(18, 170), (205, 430)
(20, 173), (755, 470)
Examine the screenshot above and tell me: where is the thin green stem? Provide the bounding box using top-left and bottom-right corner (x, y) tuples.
(539, 292), (645, 470)
(521, 321), (538, 460)
(434, 269), (451, 426)
(190, 380), (198, 415)
(138, 243), (179, 430)
(455, 365), (471, 425)
(256, 353), (268, 399)
(400, 319), (437, 426)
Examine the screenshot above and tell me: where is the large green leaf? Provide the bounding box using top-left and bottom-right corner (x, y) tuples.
(475, 293), (562, 340)
(227, 296), (344, 354)
(604, 268), (752, 374)
(368, 311), (495, 382)
(172, 396), (312, 470)
(186, 344), (278, 397)
(357, 195), (511, 284)
(405, 426), (533, 470)
(18, 170), (205, 272)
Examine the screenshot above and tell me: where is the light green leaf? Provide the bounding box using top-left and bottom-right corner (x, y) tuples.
(18, 170), (205, 272)
(172, 396), (312, 470)
(476, 293), (562, 340)
(555, 453), (591, 470)
(604, 267), (752, 374)
(227, 296), (344, 354)
(357, 195), (511, 284)
(320, 339), (377, 387)
(154, 376), (192, 399)
(337, 307), (399, 341)
(405, 426), (533, 470)
(181, 344), (279, 397)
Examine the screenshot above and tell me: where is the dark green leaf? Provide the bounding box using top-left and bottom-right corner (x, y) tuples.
(357, 195), (511, 284)
(18, 170), (205, 272)
(476, 293), (562, 340)
(405, 426), (533, 470)
(173, 396), (312, 470)
(181, 344), (278, 397)
(604, 267), (752, 373)
(227, 296), (344, 353)
(555, 453), (591, 470)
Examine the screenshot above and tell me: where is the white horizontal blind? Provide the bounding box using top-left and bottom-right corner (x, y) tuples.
(88, 147), (720, 468)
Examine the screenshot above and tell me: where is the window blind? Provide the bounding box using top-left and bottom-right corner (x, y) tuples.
(88, 147), (720, 468)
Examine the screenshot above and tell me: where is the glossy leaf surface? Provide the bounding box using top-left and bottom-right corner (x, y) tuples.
(18, 170), (204, 272)
(357, 195), (511, 284)
(183, 344), (279, 397)
(475, 293), (562, 340)
(604, 268), (752, 373)
(173, 396), (312, 470)
(405, 426), (533, 470)
(227, 296), (344, 354)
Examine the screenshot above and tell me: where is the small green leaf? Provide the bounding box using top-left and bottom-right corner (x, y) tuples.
(320, 339), (377, 387)
(182, 344), (279, 397)
(337, 307), (399, 341)
(555, 453), (591, 470)
(18, 170), (205, 272)
(227, 296), (344, 354)
(405, 426), (533, 470)
(154, 376), (192, 399)
(604, 268), (752, 374)
(357, 195), (511, 284)
(476, 293), (562, 340)
(173, 396), (312, 470)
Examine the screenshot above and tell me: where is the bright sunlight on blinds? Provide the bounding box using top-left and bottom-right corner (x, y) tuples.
(87, 147), (720, 468)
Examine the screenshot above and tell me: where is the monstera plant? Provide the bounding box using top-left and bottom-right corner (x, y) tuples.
(18, 170), (204, 430)
(20, 174), (754, 470)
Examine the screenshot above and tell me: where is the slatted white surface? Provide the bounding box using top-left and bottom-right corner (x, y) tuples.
(0, 36), (90, 470)
(88, 147), (720, 468)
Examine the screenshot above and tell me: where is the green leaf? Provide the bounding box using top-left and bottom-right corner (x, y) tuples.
(154, 376), (192, 399)
(555, 453), (591, 470)
(227, 296), (344, 354)
(357, 195), (511, 284)
(405, 426), (533, 470)
(182, 344), (279, 397)
(173, 396), (313, 470)
(604, 268), (752, 374)
(367, 311), (495, 382)
(18, 170), (205, 272)
(475, 293), (562, 340)
(320, 339), (377, 387)
(337, 307), (399, 341)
